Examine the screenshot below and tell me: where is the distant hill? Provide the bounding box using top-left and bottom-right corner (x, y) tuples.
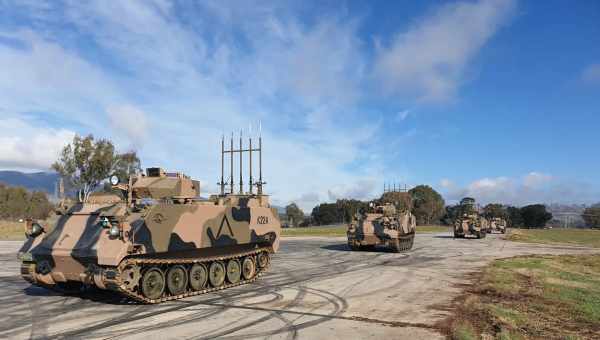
(0, 171), (59, 195)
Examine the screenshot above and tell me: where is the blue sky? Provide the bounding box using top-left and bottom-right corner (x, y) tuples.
(0, 0), (599, 210)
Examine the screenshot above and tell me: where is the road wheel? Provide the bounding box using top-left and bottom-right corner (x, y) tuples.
(242, 257), (256, 280)
(189, 263), (208, 291)
(257, 252), (270, 269)
(476, 232), (481, 239)
(209, 261), (226, 287)
(166, 265), (188, 296)
(141, 267), (165, 300)
(226, 259), (241, 284)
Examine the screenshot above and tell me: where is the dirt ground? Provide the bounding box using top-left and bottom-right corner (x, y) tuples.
(0, 233), (597, 339)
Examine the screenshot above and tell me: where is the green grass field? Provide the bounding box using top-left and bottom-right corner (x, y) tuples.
(281, 224), (449, 237)
(448, 254), (600, 340)
(507, 228), (600, 248)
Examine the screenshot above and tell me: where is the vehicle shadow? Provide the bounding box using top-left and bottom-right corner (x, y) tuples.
(433, 235), (454, 239)
(23, 285), (140, 305)
(321, 244), (404, 253)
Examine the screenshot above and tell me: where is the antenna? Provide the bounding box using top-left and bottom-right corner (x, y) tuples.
(239, 129), (243, 194)
(249, 124), (253, 194)
(219, 135), (225, 195)
(219, 124), (265, 196)
(230, 132), (234, 194)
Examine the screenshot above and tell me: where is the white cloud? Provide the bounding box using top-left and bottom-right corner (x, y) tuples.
(441, 172), (597, 206)
(106, 105), (149, 148)
(0, 117), (75, 171)
(374, 0), (515, 102)
(581, 63), (600, 84)
(0, 1), (520, 210)
(523, 171), (553, 188)
(440, 178), (454, 188)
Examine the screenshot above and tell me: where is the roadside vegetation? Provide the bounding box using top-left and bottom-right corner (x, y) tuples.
(446, 254), (600, 340)
(507, 228), (600, 248)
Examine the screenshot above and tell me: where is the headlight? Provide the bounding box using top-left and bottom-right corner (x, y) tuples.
(110, 175), (120, 186)
(109, 224), (121, 238)
(100, 217), (111, 228)
(28, 222), (44, 238)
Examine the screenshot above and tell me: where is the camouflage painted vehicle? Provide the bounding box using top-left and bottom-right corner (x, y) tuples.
(488, 217), (507, 234)
(18, 135), (280, 303)
(347, 190), (416, 252)
(453, 197), (487, 239)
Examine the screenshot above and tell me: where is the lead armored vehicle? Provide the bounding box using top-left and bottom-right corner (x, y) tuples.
(18, 135), (281, 303)
(347, 188), (416, 252)
(453, 197), (487, 239)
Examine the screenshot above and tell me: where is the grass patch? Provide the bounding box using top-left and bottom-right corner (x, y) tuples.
(282, 224), (450, 237)
(446, 254), (600, 339)
(418, 225), (450, 233)
(0, 220), (26, 240)
(282, 225), (347, 237)
(507, 228), (600, 248)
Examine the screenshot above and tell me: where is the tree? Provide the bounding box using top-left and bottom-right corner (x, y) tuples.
(483, 203), (507, 219)
(311, 203), (340, 225)
(506, 206), (523, 228)
(379, 191), (412, 212)
(582, 204), (600, 228)
(408, 185), (445, 225)
(0, 184), (53, 220)
(285, 203), (305, 227)
(52, 135), (141, 202)
(520, 204), (552, 228)
(441, 205), (460, 225)
(336, 199), (369, 223)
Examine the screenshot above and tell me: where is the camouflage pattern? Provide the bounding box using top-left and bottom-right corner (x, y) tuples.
(347, 202), (416, 252)
(18, 168), (280, 303)
(453, 197), (487, 239)
(488, 217), (507, 234)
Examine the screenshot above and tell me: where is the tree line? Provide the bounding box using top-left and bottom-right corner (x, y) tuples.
(283, 185), (600, 229)
(0, 183), (53, 220)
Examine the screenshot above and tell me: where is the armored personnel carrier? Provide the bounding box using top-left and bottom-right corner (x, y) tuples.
(18, 135), (281, 303)
(347, 187), (416, 252)
(488, 217), (507, 234)
(453, 197), (487, 239)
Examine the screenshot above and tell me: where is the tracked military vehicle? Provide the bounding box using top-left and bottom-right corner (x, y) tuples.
(453, 197), (487, 239)
(18, 134), (281, 303)
(488, 217), (507, 234)
(347, 186), (416, 252)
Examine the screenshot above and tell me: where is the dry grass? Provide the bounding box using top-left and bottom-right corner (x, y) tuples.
(507, 228), (600, 248)
(0, 220), (26, 240)
(445, 254), (600, 339)
(0, 215), (58, 240)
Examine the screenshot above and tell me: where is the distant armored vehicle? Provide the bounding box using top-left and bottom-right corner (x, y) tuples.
(347, 188), (416, 252)
(488, 217), (507, 234)
(453, 197), (487, 239)
(18, 134), (280, 303)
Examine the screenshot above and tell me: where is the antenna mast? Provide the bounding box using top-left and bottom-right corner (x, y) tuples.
(219, 124), (265, 196)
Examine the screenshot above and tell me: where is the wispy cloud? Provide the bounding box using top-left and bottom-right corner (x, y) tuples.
(0, 0), (519, 210)
(440, 172), (599, 206)
(374, 0), (516, 102)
